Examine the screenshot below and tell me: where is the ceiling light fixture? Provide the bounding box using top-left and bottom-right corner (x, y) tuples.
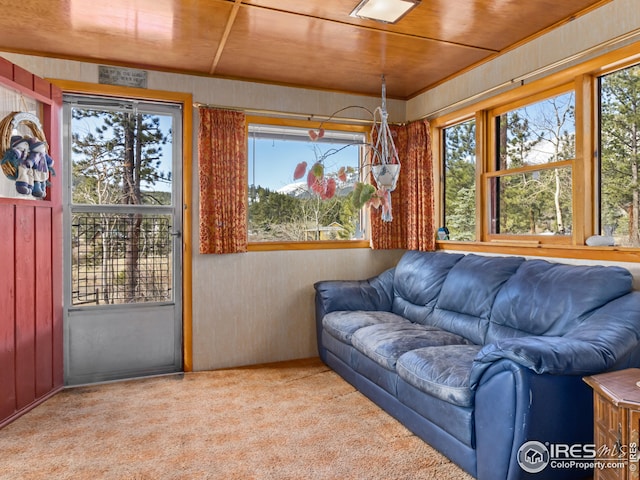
(349, 0), (420, 24)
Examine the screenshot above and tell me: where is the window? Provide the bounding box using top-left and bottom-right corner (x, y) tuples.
(433, 44), (640, 259)
(443, 119), (476, 241)
(489, 91), (575, 237)
(65, 96), (180, 305)
(599, 64), (640, 247)
(247, 123), (367, 243)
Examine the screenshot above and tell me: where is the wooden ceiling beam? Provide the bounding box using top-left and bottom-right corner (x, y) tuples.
(236, 1), (499, 54)
(210, 0), (243, 74)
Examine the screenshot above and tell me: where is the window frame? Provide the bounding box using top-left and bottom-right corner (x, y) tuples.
(431, 40), (640, 262)
(245, 115), (371, 251)
(485, 85), (576, 244)
(484, 160), (574, 243)
(594, 61), (640, 247)
(439, 116), (479, 241)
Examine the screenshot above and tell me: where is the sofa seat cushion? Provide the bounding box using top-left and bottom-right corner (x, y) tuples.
(322, 310), (410, 344)
(396, 345), (482, 408)
(352, 323), (473, 371)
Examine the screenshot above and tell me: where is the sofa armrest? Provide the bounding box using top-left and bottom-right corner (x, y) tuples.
(471, 336), (609, 386)
(474, 359), (593, 480)
(314, 268), (395, 361)
(314, 267), (395, 315)
(471, 292), (640, 387)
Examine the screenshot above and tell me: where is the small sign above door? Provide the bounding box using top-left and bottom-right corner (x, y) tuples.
(98, 66), (148, 89)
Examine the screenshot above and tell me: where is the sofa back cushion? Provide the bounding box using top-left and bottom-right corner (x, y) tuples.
(486, 260), (633, 342)
(391, 251), (464, 324)
(430, 254), (525, 344)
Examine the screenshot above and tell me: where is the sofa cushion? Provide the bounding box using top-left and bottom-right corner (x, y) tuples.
(322, 310), (410, 344)
(486, 260), (633, 342)
(391, 251), (464, 324)
(430, 255), (525, 344)
(396, 345), (483, 408)
(351, 323), (473, 371)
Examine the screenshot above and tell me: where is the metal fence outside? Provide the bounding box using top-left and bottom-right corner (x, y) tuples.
(71, 213), (173, 305)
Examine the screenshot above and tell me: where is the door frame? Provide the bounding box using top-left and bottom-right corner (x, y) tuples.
(50, 79), (193, 373)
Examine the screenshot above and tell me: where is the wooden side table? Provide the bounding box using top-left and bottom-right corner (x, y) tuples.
(584, 369), (640, 480)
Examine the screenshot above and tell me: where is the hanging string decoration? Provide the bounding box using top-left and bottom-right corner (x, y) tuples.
(297, 75), (401, 222)
(369, 75), (400, 222)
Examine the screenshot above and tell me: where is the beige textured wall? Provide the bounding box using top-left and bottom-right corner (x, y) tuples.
(193, 249), (404, 369)
(0, 52), (405, 371)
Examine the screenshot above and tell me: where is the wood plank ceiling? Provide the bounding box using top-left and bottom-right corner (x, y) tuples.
(0, 0), (612, 99)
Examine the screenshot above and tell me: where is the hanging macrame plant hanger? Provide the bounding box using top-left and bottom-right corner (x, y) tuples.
(369, 75), (401, 221)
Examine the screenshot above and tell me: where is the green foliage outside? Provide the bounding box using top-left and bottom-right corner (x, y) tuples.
(443, 119), (476, 241)
(600, 65), (640, 246)
(72, 109), (171, 206)
(248, 185), (359, 241)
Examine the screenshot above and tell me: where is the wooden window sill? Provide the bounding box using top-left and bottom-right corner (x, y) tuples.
(437, 240), (640, 262)
(248, 240), (370, 252)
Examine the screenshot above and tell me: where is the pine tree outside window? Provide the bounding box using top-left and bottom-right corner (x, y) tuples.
(599, 64), (640, 247)
(443, 119), (476, 241)
(489, 91), (575, 238)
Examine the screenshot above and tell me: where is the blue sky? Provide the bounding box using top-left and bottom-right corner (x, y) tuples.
(249, 137), (361, 192)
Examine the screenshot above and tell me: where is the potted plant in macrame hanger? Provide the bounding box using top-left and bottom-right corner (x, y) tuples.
(294, 75), (401, 222)
(293, 144), (351, 201)
(366, 87), (401, 222)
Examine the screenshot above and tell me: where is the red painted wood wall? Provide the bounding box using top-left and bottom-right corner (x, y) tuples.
(0, 57), (63, 428)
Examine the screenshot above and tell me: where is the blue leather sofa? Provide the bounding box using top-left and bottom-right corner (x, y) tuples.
(314, 251), (640, 480)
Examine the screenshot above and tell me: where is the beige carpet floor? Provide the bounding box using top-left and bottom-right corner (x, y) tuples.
(0, 358), (473, 480)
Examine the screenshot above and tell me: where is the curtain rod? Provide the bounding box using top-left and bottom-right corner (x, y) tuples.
(192, 102), (376, 126)
(420, 26), (640, 120)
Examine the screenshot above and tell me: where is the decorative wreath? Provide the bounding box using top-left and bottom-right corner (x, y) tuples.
(0, 111), (47, 180)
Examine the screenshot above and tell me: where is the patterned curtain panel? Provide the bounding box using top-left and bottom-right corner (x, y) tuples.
(198, 108), (248, 254)
(371, 120), (435, 251)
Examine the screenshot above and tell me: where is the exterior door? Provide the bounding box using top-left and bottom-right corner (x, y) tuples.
(0, 58), (64, 428)
(62, 95), (183, 385)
